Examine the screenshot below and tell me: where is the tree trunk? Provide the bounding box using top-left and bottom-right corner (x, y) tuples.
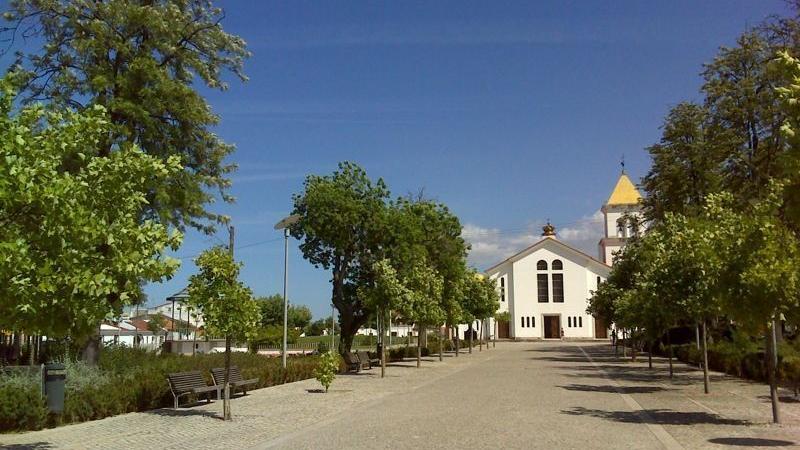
(493, 320), (497, 348)
(667, 330), (674, 379)
(80, 329), (102, 366)
(647, 341), (652, 369)
(455, 326), (460, 357)
(622, 330), (627, 358)
(478, 320), (482, 352)
(767, 320), (781, 423)
(439, 325), (443, 362)
(223, 336), (232, 420)
(468, 323), (473, 354)
(416, 325), (422, 368)
(702, 320), (710, 394)
(380, 310), (386, 378)
(695, 323), (701, 350)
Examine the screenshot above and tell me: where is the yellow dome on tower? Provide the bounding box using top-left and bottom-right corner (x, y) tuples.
(606, 173), (642, 206)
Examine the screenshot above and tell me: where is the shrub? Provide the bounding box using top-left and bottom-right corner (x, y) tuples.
(314, 351), (340, 392)
(0, 373), (47, 431)
(2, 345), (322, 433)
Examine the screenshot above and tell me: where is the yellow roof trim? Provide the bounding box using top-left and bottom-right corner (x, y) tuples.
(606, 173), (642, 206)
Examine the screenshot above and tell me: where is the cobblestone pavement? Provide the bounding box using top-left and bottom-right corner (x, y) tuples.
(2, 342), (799, 449)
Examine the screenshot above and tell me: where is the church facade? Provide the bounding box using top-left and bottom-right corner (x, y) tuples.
(484, 172), (643, 340)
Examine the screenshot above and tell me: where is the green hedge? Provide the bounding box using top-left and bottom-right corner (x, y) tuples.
(0, 346), (321, 433)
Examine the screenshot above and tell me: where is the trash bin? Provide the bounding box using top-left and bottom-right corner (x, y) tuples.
(44, 363), (66, 414)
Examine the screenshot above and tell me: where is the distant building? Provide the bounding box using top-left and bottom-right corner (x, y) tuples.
(482, 172), (644, 340)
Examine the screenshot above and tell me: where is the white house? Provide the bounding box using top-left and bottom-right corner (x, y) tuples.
(481, 172), (643, 340)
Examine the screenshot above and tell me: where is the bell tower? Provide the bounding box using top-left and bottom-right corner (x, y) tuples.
(599, 169), (644, 265)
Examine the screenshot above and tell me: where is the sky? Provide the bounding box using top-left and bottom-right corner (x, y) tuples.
(5, 1), (792, 318)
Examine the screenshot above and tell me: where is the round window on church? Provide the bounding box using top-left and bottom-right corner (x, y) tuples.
(537, 260), (547, 271)
(552, 259), (563, 270)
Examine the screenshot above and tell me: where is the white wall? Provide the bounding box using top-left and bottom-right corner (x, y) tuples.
(488, 240), (609, 340)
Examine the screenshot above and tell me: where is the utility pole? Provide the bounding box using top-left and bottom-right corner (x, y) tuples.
(282, 227), (289, 369)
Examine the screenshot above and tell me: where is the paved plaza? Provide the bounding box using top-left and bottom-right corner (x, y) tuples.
(2, 342), (799, 449)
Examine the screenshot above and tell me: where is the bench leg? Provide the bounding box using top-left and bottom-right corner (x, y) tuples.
(174, 393), (179, 410)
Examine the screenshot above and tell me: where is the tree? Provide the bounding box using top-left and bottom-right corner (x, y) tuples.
(147, 314), (167, 334)
(2, 0), (249, 232)
(641, 103), (729, 222)
(714, 185), (800, 423)
(400, 260), (445, 368)
(460, 270), (500, 354)
(256, 294), (312, 330)
(186, 246), (259, 420)
(360, 258), (413, 377)
(291, 162), (390, 354)
(0, 79), (182, 350)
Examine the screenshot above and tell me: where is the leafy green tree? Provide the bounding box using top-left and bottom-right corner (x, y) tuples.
(0, 79), (182, 353)
(187, 246), (259, 420)
(702, 31), (787, 202)
(291, 162), (390, 354)
(146, 314), (167, 334)
(305, 318), (338, 337)
(3, 0), (249, 232)
(641, 103), (729, 222)
(715, 184), (800, 423)
(256, 294), (312, 330)
(400, 260), (445, 368)
(360, 258), (413, 376)
(314, 351), (340, 393)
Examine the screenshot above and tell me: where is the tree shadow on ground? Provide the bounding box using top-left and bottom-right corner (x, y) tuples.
(0, 443), (54, 450)
(708, 437), (796, 447)
(146, 408), (221, 419)
(562, 407), (750, 425)
(757, 394), (800, 403)
(559, 383), (670, 394)
(562, 371), (708, 386)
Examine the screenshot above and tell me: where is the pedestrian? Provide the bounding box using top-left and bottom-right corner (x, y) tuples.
(560, 327), (565, 340)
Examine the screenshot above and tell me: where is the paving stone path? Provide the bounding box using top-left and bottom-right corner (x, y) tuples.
(2, 341), (799, 449)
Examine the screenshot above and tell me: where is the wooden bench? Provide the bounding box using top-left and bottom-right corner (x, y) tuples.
(211, 366), (259, 396)
(167, 371), (220, 409)
(343, 352), (361, 372)
(356, 351), (374, 370)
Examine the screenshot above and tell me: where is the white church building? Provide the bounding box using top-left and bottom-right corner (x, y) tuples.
(484, 172), (644, 340)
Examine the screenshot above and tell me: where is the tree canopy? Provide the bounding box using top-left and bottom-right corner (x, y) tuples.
(3, 0), (249, 232)
(0, 78), (181, 340)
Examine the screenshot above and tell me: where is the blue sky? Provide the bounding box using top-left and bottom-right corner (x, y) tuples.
(7, 1), (791, 318)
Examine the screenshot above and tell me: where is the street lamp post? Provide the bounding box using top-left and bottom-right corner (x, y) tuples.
(274, 214), (301, 369)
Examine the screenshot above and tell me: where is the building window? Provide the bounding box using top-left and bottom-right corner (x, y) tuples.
(532, 316), (535, 327)
(521, 317), (525, 328)
(552, 273), (564, 303)
(567, 317), (572, 327)
(500, 277), (506, 302)
(552, 259), (563, 270)
(537, 260), (548, 271)
(617, 218), (626, 238)
(537, 274), (549, 302)
(578, 316), (583, 327)
(597, 276), (601, 288)
(526, 317), (531, 328)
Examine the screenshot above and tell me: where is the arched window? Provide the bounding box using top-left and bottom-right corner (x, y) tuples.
(537, 260), (547, 271)
(552, 259), (563, 270)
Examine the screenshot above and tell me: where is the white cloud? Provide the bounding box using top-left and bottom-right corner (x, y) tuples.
(463, 211), (604, 270)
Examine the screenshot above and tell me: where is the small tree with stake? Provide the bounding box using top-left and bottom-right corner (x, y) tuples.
(187, 246), (260, 420)
(402, 261), (445, 368)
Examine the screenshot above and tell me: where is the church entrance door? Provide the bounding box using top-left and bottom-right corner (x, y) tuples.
(543, 315), (561, 339)
(498, 321), (509, 339)
(594, 317), (608, 339)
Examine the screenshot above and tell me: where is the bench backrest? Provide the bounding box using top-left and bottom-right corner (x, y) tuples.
(211, 366), (243, 385)
(167, 371), (208, 393)
(357, 351), (371, 364)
